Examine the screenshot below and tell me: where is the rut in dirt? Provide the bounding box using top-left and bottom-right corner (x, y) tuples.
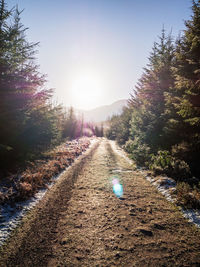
(1, 138), (200, 267)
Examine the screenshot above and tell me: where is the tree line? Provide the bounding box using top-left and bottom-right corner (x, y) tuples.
(0, 1), (103, 177)
(107, 0), (200, 183)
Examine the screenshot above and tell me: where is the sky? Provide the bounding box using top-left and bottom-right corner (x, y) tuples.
(8, 0), (192, 110)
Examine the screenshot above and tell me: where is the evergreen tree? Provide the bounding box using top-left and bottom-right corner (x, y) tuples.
(0, 1), (60, 172)
(106, 106), (131, 145)
(62, 107), (77, 139)
(129, 29), (175, 152)
(100, 123), (104, 137)
(165, 0), (200, 175)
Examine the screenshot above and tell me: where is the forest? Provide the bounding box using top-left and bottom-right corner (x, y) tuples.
(0, 0), (200, 206)
(1, 1), (200, 265)
(106, 1), (200, 206)
(0, 0), (103, 178)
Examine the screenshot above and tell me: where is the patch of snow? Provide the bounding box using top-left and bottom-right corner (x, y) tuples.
(143, 174), (200, 228)
(182, 208), (200, 228)
(112, 169), (132, 173)
(144, 175), (176, 202)
(0, 188), (48, 246)
(0, 138), (99, 247)
(110, 141), (200, 229)
(145, 176), (155, 183)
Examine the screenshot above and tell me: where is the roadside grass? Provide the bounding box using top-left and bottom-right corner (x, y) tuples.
(1, 139), (200, 266)
(0, 138), (90, 204)
(176, 182), (200, 209)
(121, 148), (200, 211)
(0, 139), (100, 266)
(122, 140), (200, 210)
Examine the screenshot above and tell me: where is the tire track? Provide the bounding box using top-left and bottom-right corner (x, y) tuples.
(0, 141), (100, 267)
(1, 138), (200, 266)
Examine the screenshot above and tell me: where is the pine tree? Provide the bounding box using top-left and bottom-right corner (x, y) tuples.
(166, 0), (200, 175)
(62, 107), (77, 139)
(0, 1), (60, 171)
(129, 29), (175, 152)
(106, 107), (131, 144)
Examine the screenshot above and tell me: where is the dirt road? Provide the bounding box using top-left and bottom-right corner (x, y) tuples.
(1, 138), (200, 266)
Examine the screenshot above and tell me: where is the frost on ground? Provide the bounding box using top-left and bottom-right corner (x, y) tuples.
(111, 140), (200, 229)
(1, 139), (200, 267)
(144, 175), (176, 203)
(0, 137), (98, 247)
(182, 208), (200, 227)
(144, 174), (200, 229)
(0, 189), (47, 246)
(143, 174), (200, 229)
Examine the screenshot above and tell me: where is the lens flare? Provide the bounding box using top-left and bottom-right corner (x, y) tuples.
(112, 178), (123, 198)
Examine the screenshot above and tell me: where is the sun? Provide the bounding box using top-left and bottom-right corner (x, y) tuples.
(69, 70), (105, 110)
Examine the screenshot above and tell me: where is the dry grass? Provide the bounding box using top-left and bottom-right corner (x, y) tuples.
(176, 182), (200, 209)
(0, 138), (90, 204)
(1, 139), (200, 266)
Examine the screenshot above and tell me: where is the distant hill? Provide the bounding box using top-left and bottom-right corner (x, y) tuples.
(76, 99), (127, 122)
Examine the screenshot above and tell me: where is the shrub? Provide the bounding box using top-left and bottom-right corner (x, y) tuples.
(17, 182), (33, 199)
(172, 142), (200, 177)
(125, 138), (151, 167)
(0, 137), (91, 204)
(171, 142), (189, 160)
(150, 150), (191, 180)
(176, 182), (200, 209)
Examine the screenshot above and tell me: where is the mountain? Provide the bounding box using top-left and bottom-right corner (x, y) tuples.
(77, 99), (127, 122)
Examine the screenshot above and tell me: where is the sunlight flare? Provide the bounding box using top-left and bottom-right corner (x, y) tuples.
(112, 177), (123, 198)
(69, 70), (106, 110)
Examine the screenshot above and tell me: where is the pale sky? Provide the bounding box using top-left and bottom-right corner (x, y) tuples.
(8, 0), (191, 110)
